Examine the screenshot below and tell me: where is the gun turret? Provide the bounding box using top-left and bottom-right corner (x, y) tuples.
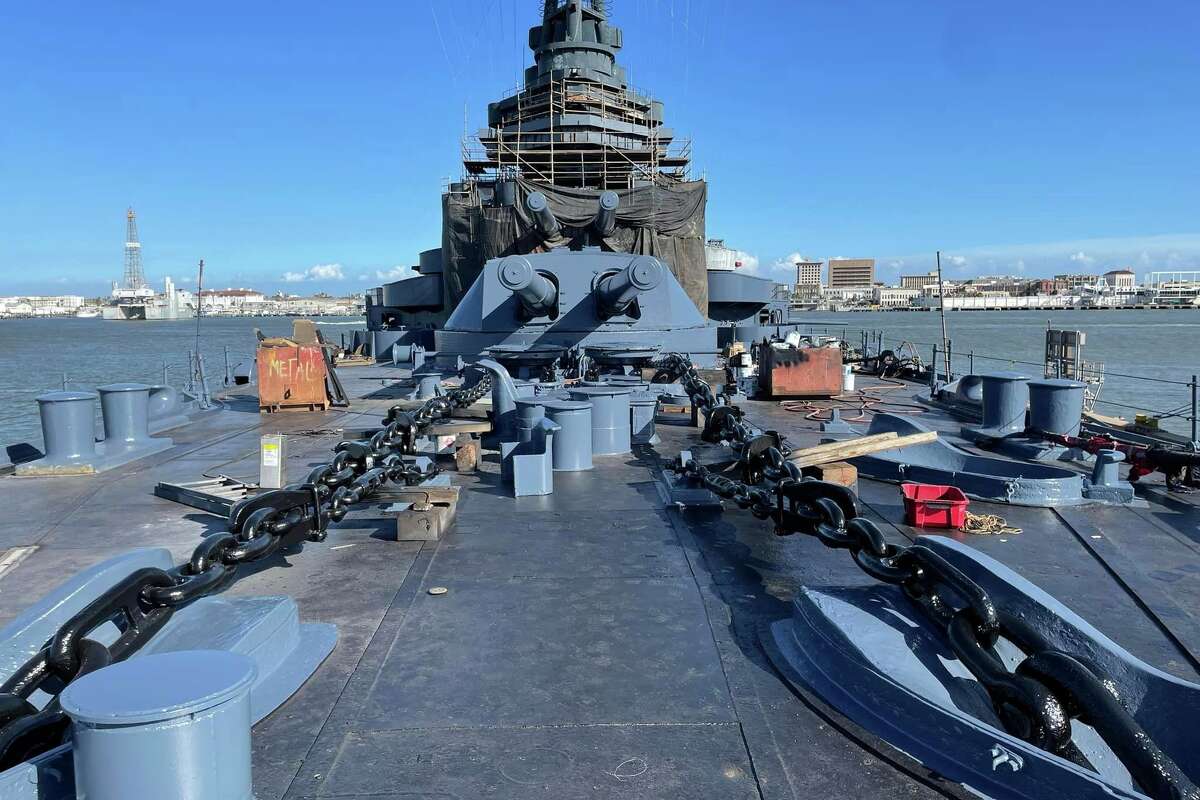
(498, 256), (559, 317)
(592, 191), (619, 237)
(597, 256), (663, 317)
(526, 192), (562, 241)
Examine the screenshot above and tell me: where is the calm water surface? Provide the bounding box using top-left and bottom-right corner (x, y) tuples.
(792, 308), (1200, 436)
(1, 309), (1198, 447)
(0, 316), (363, 448)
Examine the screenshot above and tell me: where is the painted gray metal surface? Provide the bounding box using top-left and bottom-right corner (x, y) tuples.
(593, 190), (619, 236)
(764, 535), (1200, 800)
(503, 416), (560, 497)
(596, 255), (663, 318)
(147, 385), (190, 433)
(17, 385), (172, 476)
(706, 269), (775, 323)
(630, 391), (660, 445)
(436, 249), (717, 366)
(966, 372), (1031, 439)
(97, 383), (156, 451)
(27, 391), (98, 470)
(1028, 378), (1086, 437)
(497, 255), (559, 318)
(542, 399), (593, 471)
(840, 413), (1092, 506)
(139, 595), (337, 724)
(61, 650), (256, 800)
(569, 385), (633, 455)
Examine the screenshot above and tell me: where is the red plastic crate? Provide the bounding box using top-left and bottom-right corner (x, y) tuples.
(901, 483), (969, 529)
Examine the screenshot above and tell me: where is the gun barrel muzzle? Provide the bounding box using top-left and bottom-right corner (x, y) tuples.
(498, 256), (558, 316)
(597, 256), (664, 317)
(526, 192), (562, 240)
(592, 191), (619, 237)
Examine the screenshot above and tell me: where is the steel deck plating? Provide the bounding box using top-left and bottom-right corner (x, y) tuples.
(2, 366), (1200, 799)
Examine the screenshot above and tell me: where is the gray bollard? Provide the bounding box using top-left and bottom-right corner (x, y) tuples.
(1028, 378), (1086, 437)
(542, 399), (593, 471)
(147, 385), (182, 420)
(629, 391), (660, 445)
(414, 375), (442, 400)
(569, 385), (633, 456)
(1092, 448), (1126, 489)
(976, 372), (1030, 437)
(98, 383), (154, 451)
(35, 390), (98, 466)
(60, 650), (256, 800)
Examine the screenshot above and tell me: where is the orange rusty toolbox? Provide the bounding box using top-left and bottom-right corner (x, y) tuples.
(761, 345), (843, 398)
(257, 345), (329, 412)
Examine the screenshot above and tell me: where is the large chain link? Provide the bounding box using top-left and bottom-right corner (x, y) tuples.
(0, 371), (492, 770)
(655, 353), (1197, 800)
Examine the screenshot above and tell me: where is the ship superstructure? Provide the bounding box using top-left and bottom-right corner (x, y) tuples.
(367, 0), (709, 351)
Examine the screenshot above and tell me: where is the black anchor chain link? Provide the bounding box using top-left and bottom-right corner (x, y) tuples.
(0, 371), (492, 770)
(653, 352), (1197, 800)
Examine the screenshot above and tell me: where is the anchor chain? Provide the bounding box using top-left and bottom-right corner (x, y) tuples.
(0, 371), (492, 770)
(655, 353), (1198, 800)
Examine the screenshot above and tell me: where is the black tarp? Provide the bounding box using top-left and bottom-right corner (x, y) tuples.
(441, 178), (708, 316)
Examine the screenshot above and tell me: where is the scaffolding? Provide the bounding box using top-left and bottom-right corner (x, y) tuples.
(463, 76), (691, 190)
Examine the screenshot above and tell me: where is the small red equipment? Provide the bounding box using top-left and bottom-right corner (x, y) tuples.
(902, 483), (970, 529)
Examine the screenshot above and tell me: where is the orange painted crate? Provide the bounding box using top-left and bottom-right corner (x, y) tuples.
(257, 345), (328, 412)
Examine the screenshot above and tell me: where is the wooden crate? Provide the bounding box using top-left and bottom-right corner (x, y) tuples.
(257, 345), (329, 412)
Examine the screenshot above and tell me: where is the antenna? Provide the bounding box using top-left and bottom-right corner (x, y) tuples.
(122, 207), (147, 290)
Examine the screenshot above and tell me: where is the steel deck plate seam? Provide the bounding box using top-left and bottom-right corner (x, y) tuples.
(278, 541), (440, 800)
(1054, 506), (1200, 679)
(1127, 500), (1200, 557)
(658, 507), (768, 800)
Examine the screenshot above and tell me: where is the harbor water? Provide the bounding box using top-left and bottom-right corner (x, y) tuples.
(1, 309), (1197, 449)
(0, 316), (364, 450)
(793, 308), (1200, 437)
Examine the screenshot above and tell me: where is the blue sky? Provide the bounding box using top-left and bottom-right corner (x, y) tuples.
(1, 0), (1197, 295)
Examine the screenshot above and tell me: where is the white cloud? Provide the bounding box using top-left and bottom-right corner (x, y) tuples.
(375, 265), (416, 281)
(741, 251), (811, 283)
(282, 263), (345, 282)
(1069, 251), (1095, 266)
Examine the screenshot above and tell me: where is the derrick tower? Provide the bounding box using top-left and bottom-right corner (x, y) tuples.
(463, 0), (690, 189)
(122, 207), (147, 291)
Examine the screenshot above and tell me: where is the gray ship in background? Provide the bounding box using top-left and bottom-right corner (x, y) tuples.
(365, 0), (778, 361)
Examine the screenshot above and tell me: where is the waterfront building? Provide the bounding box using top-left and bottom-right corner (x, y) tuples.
(900, 271), (939, 290)
(872, 287), (921, 308)
(1103, 269), (1136, 291)
(1054, 273), (1100, 292)
(828, 258), (875, 288)
(198, 288), (268, 313)
(794, 260), (822, 287)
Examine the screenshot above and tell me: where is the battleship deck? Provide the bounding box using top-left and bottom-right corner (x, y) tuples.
(3, 365), (1200, 799)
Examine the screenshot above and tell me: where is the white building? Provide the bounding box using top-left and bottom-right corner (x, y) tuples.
(872, 287), (921, 307)
(1103, 269), (1137, 291)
